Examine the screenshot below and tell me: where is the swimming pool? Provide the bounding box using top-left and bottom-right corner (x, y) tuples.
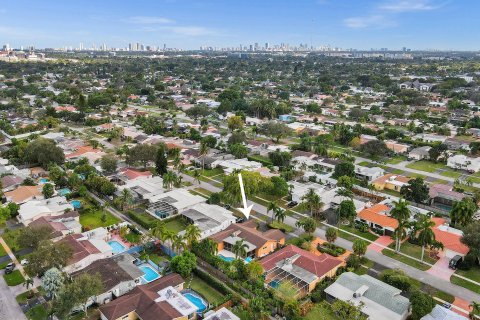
(39, 178), (50, 184)
(140, 265), (160, 282)
(108, 240), (126, 254)
(269, 280), (280, 289)
(70, 200), (81, 209)
(58, 188), (71, 196)
(218, 254), (234, 262)
(244, 257), (253, 263)
(183, 292), (208, 313)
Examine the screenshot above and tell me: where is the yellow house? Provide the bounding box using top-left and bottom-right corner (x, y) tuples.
(372, 174), (411, 192)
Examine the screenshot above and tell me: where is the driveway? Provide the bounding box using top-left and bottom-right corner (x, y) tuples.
(452, 297), (471, 317)
(426, 256), (456, 281)
(367, 236), (394, 253)
(0, 270), (27, 320)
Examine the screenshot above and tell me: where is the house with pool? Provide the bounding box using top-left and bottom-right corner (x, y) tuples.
(99, 273), (204, 320)
(146, 189), (205, 220)
(209, 220), (285, 260)
(61, 227), (113, 273)
(71, 253), (145, 307)
(259, 245), (344, 297)
(17, 196), (74, 225)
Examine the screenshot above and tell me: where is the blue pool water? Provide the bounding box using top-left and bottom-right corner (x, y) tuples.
(183, 292), (208, 312)
(39, 178), (50, 184)
(70, 200), (81, 209)
(140, 265), (160, 282)
(269, 280), (280, 289)
(245, 257), (253, 263)
(108, 240), (126, 254)
(58, 188), (71, 196)
(218, 254), (234, 262)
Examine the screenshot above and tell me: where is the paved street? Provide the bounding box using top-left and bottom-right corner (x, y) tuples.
(181, 172), (480, 303)
(0, 270), (27, 320)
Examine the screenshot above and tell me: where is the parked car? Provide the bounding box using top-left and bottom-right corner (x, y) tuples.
(287, 201), (298, 208)
(20, 259), (28, 266)
(5, 262), (15, 274)
(442, 303), (452, 310)
(449, 255), (462, 270)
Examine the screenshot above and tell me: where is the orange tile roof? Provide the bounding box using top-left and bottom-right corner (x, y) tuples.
(65, 145), (101, 158)
(373, 173), (410, 185)
(431, 218), (469, 255)
(4, 186), (42, 204)
(357, 204), (398, 229)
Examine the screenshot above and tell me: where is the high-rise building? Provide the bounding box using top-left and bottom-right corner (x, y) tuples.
(265, 42), (269, 50)
(79, 42), (84, 50)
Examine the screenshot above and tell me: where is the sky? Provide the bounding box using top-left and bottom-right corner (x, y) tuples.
(0, 0), (479, 50)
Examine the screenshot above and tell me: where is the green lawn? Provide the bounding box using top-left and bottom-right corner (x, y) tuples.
(339, 225), (379, 242)
(189, 277), (225, 305)
(405, 172), (427, 179)
(304, 302), (340, 320)
(451, 267), (480, 294)
(406, 160), (447, 173)
(382, 242), (435, 271)
(2, 228), (24, 252)
(200, 167), (224, 177)
(268, 220), (294, 233)
(440, 170), (462, 178)
(0, 242), (7, 257)
(247, 155), (273, 166)
(26, 304), (48, 320)
(357, 161), (372, 167)
(16, 288), (45, 304)
(79, 210), (121, 229)
(124, 232), (141, 244)
(164, 217), (188, 234)
(3, 270), (25, 286)
(386, 156), (407, 164)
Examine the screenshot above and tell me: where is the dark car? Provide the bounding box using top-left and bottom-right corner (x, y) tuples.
(287, 201), (298, 208)
(5, 262), (15, 274)
(449, 255), (462, 270)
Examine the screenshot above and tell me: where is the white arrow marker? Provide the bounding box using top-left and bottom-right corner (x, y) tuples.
(237, 173), (253, 219)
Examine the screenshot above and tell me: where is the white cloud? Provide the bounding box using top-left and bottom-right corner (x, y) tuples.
(380, 0), (438, 12)
(125, 16), (174, 24)
(343, 15), (396, 29)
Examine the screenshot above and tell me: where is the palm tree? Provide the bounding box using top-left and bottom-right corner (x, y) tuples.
(274, 207), (287, 223)
(415, 215), (436, 261)
(171, 234), (186, 253)
(173, 153), (182, 172)
(335, 187), (354, 199)
(174, 175), (183, 188)
(193, 169), (201, 185)
(119, 188), (133, 211)
(469, 301), (480, 319)
(163, 171), (177, 190)
(151, 221), (166, 242)
(390, 199), (411, 252)
(232, 239), (248, 259)
(199, 141), (210, 172)
(267, 201), (279, 222)
(201, 238), (218, 256)
(23, 277), (34, 290)
(301, 188), (324, 218)
(184, 224), (201, 249)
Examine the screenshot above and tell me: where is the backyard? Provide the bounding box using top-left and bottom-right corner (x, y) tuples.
(304, 301), (340, 320)
(164, 216), (188, 234)
(79, 209), (121, 230)
(189, 276), (225, 305)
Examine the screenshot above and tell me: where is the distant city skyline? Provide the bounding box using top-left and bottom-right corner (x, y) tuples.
(1, 0), (479, 51)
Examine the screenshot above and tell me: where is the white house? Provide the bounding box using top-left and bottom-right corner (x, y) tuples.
(117, 175), (164, 202)
(354, 166), (385, 182)
(18, 196), (74, 225)
(212, 158), (262, 175)
(408, 146), (431, 160)
(447, 154), (480, 173)
(147, 188), (206, 219)
(180, 203), (237, 239)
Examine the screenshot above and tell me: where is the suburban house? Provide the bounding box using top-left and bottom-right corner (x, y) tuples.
(428, 184), (466, 209)
(260, 244), (344, 297)
(431, 217), (469, 258)
(372, 174), (410, 192)
(408, 146), (431, 161)
(61, 228), (113, 273)
(146, 189), (206, 220)
(1, 175), (25, 192)
(117, 175), (164, 202)
(447, 155), (480, 173)
(99, 273), (199, 320)
(115, 168), (153, 183)
(413, 134), (447, 144)
(209, 220), (285, 260)
(29, 211), (82, 241)
(325, 272), (411, 320)
(17, 196), (74, 225)
(211, 158), (262, 175)
(203, 307), (240, 320)
(289, 181), (324, 203)
(71, 253), (144, 307)
(179, 203), (236, 239)
(354, 166), (385, 182)
(4, 185), (43, 204)
(421, 305), (468, 320)
(356, 204), (398, 236)
(384, 140), (409, 154)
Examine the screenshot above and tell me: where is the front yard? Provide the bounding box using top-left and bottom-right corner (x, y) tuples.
(406, 160), (447, 173)
(382, 241), (436, 271)
(451, 267), (480, 294)
(338, 225), (379, 242)
(3, 269), (25, 286)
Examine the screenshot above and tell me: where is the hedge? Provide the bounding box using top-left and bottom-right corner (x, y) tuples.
(317, 243), (346, 257)
(127, 211), (157, 229)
